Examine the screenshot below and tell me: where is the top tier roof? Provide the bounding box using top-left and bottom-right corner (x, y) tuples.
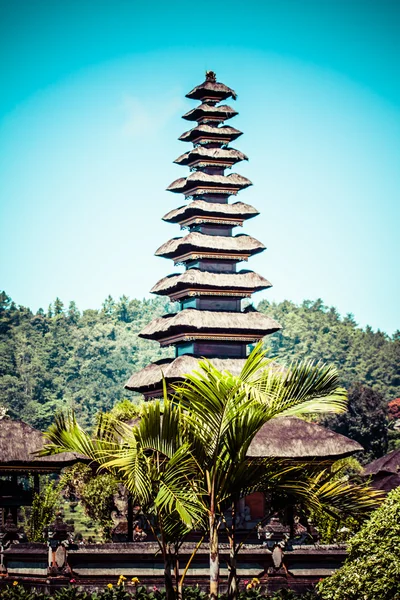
(186, 71), (237, 102)
(182, 103), (238, 123)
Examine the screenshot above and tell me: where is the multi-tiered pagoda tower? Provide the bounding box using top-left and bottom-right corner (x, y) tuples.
(126, 72), (281, 398)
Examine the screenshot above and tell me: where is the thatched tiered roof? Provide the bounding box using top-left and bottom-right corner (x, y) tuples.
(163, 200), (259, 225)
(139, 309), (281, 342)
(150, 269), (272, 298)
(186, 74), (237, 102)
(182, 103), (238, 122)
(167, 172), (252, 197)
(174, 147), (248, 168)
(125, 355), (247, 392)
(363, 449), (400, 492)
(155, 232), (265, 261)
(0, 420), (82, 472)
(179, 124), (242, 145)
(247, 417), (363, 460)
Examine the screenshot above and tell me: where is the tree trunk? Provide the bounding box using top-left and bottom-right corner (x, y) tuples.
(173, 550), (182, 600)
(227, 500), (238, 600)
(209, 514), (219, 600)
(164, 558), (176, 600)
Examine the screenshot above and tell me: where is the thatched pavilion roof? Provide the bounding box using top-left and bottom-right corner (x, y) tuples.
(247, 417), (363, 460)
(362, 451), (400, 491)
(125, 355), (248, 392)
(155, 232), (265, 260)
(139, 309), (281, 341)
(363, 449), (400, 476)
(186, 78), (237, 102)
(362, 448), (400, 491)
(150, 269), (272, 297)
(179, 124), (242, 144)
(0, 420), (83, 472)
(167, 172), (252, 196)
(174, 147), (248, 168)
(182, 103), (238, 122)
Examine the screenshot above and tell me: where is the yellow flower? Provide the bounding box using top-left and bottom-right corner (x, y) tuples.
(107, 583), (113, 589)
(13, 581), (18, 586)
(246, 583), (253, 590)
(118, 576), (127, 581)
(252, 578), (260, 585)
(131, 577), (140, 585)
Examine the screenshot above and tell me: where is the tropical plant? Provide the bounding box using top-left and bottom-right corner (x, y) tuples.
(41, 399), (204, 600)
(317, 486), (400, 600)
(23, 478), (61, 542)
(41, 346), (382, 600)
(172, 345), (382, 600)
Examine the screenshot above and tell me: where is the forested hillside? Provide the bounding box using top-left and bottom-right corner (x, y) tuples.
(1, 291), (399, 435)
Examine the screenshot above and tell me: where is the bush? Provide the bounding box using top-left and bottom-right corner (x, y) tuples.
(317, 486), (400, 600)
(0, 584), (319, 600)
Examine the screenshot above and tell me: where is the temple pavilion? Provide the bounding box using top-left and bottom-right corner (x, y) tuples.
(126, 71), (282, 398)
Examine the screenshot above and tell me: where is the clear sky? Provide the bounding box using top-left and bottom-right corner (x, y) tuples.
(0, 0), (399, 334)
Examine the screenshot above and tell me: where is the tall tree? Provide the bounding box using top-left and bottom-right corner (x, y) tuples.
(324, 384), (389, 463)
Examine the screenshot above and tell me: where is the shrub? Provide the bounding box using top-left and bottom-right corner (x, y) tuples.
(317, 486), (400, 600)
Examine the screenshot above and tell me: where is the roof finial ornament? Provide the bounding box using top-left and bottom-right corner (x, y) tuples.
(206, 70), (217, 82)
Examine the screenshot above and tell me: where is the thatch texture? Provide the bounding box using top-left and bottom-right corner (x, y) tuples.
(0, 420), (82, 470)
(363, 449), (400, 492)
(247, 417), (363, 459)
(139, 309), (281, 340)
(174, 147), (248, 167)
(186, 80), (237, 101)
(363, 449), (400, 476)
(167, 172), (252, 194)
(182, 103), (238, 122)
(125, 355), (247, 391)
(155, 232), (265, 259)
(150, 269), (272, 296)
(163, 200), (259, 223)
(179, 124), (242, 143)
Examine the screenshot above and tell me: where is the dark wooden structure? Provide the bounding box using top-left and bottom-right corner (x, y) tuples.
(1, 541), (347, 594)
(124, 72), (363, 466)
(126, 71), (281, 398)
(0, 419), (81, 522)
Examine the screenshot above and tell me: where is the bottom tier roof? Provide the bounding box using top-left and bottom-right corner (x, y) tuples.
(125, 355), (249, 393)
(124, 358), (363, 460)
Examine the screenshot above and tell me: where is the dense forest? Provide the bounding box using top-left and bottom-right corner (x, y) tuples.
(0, 291), (399, 459)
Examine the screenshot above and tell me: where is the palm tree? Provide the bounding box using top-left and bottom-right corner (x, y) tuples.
(42, 345), (382, 600)
(172, 344), (382, 600)
(42, 398), (204, 600)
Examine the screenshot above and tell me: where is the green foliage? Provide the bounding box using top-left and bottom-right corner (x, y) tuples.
(1, 291), (398, 434)
(60, 464), (119, 539)
(258, 299), (400, 401)
(0, 292), (174, 428)
(25, 479), (61, 542)
(323, 384), (388, 463)
(108, 399), (141, 422)
(317, 486), (400, 600)
(0, 585), (319, 600)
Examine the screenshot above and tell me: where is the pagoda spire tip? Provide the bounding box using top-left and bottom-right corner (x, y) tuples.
(206, 70), (217, 82)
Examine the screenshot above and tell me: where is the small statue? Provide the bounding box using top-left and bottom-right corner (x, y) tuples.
(44, 513), (74, 575)
(0, 513), (26, 576)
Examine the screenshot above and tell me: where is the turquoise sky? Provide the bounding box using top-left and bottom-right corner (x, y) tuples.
(0, 0), (399, 334)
